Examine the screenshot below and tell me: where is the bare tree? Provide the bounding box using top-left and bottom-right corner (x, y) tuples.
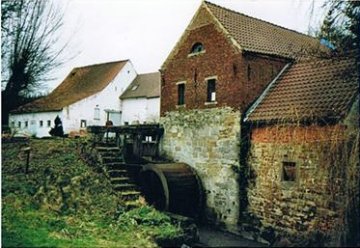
(1, 0), (68, 125)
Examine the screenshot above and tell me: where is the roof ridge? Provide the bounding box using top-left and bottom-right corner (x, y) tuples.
(74, 59), (129, 70)
(137, 71), (160, 76)
(204, 1), (318, 41)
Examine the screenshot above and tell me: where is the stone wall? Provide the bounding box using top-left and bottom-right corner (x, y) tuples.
(248, 124), (359, 245)
(160, 107), (241, 231)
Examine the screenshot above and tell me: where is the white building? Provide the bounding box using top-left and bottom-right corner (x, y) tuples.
(120, 72), (160, 125)
(9, 60), (137, 137)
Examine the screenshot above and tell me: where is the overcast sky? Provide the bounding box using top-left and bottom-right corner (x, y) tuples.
(50, 0), (326, 91)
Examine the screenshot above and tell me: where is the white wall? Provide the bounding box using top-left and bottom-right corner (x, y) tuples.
(62, 60), (137, 133)
(121, 97), (160, 124)
(146, 97), (160, 123)
(9, 61), (137, 137)
(9, 111), (62, 137)
(122, 98), (147, 124)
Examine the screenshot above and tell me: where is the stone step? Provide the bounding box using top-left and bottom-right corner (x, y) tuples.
(99, 151), (122, 158)
(105, 162), (126, 170)
(95, 142), (117, 147)
(102, 157), (124, 164)
(110, 177), (133, 184)
(113, 183), (137, 191)
(119, 190), (141, 197)
(96, 146), (121, 151)
(107, 169), (128, 177)
(119, 191), (141, 201)
(124, 200), (141, 209)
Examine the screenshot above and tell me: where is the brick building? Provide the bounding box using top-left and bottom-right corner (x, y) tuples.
(159, 1), (359, 245)
(245, 55), (359, 245)
(160, 1), (324, 115)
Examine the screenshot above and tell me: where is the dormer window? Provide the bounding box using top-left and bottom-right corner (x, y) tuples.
(190, 42), (204, 54)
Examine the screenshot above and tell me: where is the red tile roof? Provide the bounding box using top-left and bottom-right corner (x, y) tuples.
(246, 54), (359, 122)
(11, 60), (128, 113)
(205, 1), (326, 58)
(120, 72), (160, 99)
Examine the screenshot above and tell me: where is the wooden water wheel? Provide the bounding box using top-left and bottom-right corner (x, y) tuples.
(140, 163), (203, 218)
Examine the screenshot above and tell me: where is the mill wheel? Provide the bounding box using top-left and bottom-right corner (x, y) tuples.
(139, 163), (202, 218)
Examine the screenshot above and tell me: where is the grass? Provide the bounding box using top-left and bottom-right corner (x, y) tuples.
(2, 138), (182, 247)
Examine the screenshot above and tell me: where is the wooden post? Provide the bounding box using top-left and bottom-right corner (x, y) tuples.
(22, 147), (31, 174)
(105, 120), (113, 143)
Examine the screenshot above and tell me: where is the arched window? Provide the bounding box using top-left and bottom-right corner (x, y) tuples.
(190, 42), (204, 54)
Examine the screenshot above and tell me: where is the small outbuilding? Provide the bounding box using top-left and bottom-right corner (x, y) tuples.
(245, 54), (359, 245)
(120, 72), (160, 125)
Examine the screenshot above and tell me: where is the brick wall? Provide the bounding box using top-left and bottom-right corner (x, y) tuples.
(247, 124), (359, 245)
(160, 6), (287, 115)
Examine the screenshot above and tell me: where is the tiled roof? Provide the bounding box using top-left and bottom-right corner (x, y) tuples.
(246, 54), (359, 122)
(120, 72), (160, 99)
(11, 60), (128, 113)
(205, 1), (325, 58)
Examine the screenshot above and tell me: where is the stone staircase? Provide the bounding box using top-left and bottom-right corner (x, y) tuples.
(95, 142), (142, 209)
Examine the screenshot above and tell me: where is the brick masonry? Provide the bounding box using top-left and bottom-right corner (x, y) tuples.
(160, 5), (287, 115)
(159, 7), (287, 230)
(160, 107), (241, 231)
(247, 124), (359, 245)
(159, 3), (359, 244)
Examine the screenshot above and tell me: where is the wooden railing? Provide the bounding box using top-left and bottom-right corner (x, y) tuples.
(87, 124), (164, 160)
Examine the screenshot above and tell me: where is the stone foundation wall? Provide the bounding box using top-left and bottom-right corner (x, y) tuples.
(160, 107), (241, 230)
(248, 125), (359, 245)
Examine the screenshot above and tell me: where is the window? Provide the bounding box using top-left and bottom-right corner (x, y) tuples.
(178, 83), (185, 105)
(207, 78), (216, 102)
(47, 120), (51, 127)
(25, 121), (28, 128)
(144, 136), (153, 142)
(18, 121), (21, 128)
(39, 120), (43, 127)
(94, 107), (100, 120)
(11, 121), (15, 127)
(282, 162), (296, 182)
(190, 42), (204, 54)
(80, 120), (87, 128)
(131, 85), (139, 91)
